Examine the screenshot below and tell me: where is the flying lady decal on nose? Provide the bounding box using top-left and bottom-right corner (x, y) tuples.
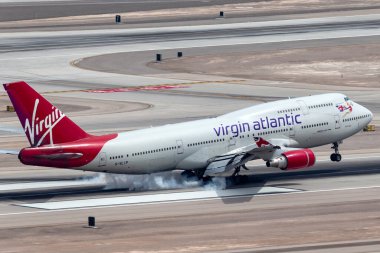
(336, 101), (353, 113)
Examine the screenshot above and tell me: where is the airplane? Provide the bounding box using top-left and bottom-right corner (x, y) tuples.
(3, 81), (373, 179)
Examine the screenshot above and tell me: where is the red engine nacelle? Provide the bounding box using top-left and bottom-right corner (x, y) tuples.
(266, 149), (316, 170)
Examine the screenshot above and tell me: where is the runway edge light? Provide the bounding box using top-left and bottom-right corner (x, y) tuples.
(84, 216), (98, 229)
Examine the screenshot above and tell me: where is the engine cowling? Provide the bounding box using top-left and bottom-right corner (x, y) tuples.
(266, 149), (316, 170)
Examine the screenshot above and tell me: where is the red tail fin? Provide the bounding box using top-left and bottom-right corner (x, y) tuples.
(4, 81), (90, 147)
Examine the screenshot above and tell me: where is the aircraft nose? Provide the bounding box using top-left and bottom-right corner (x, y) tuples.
(369, 110), (373, 120)
(364, 106), (373, 123)
(356, 102), (373, 124)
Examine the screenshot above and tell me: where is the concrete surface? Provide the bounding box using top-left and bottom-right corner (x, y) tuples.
(0, 1), (379, 252)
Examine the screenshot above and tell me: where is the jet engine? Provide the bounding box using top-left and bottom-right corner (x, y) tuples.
(266, 149), (315, 170)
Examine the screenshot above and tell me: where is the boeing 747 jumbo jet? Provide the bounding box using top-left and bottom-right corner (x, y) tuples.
(3, 81), (373, 179)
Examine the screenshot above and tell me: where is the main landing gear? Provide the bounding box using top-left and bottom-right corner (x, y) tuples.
(330, 142), (342, 162)
(181, 168), (213, 182)
(232, 164), (249, 177)
(228, 164), (250, 185)
(180, 170), (197, 180)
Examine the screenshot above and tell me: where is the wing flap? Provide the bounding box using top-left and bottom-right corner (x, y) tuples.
(204, 137), (285, 176)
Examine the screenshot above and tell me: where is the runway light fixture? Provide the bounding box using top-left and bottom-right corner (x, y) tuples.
(156, 54), (162, 62)
(86, 216), (98, 229)
(115, 15), (121, 23)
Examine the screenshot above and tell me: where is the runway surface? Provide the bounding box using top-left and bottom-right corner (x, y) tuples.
(0, 3), (379, 252)
(0, 157), (379, 252)
(3, 14), (380, 53)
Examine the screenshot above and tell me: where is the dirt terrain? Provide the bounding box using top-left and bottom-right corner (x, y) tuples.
(151, 44), (380, 88)
(1, 0), (380, 29)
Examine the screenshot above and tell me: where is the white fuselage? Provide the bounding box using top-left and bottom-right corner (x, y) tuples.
(83, 93), (372, 174)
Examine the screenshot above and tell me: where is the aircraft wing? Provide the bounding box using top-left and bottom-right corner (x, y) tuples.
(205, 137), (282, 176)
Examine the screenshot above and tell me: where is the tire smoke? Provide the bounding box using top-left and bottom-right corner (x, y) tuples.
(84, 171), (226, 191)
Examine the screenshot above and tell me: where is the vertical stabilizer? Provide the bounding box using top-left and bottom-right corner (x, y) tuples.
(4, 81), (90, 147)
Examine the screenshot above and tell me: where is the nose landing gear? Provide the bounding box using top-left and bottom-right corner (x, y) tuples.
(330, 142), (342, 162)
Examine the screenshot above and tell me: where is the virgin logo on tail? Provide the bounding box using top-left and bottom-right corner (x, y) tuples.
(24, 99), (65, 146)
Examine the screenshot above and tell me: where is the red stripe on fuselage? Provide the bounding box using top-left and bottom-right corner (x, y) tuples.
(19, 133), (117, 168)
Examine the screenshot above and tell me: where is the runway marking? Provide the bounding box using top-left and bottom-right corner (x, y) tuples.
(84, 84), (189, 93)
(16, 187), (298, 210)
(82, 80), (244, 93)
(0, 80), (244, 97)
(0, 180), (104, 192)
(0, 185), (378, 216)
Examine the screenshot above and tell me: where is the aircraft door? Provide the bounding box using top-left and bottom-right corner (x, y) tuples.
(297, 100), (309, 115)
(334, 115), (341, 129)
(228, 133), (236, 147)
(98, 152), (107, 167)
(176, 140), (184, 154)
(289, 126), (295, 138)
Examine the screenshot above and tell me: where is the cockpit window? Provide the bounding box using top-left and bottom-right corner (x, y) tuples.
(344, 96), (350, 101)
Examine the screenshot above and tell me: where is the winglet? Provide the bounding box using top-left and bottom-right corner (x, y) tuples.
(254, 137), (271, 148)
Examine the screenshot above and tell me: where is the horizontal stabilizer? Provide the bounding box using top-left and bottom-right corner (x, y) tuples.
(0, 149), (20, 155)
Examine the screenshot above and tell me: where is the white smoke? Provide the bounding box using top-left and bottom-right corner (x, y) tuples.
(205, 176), (227, 190)
(82, 171), (226, 191)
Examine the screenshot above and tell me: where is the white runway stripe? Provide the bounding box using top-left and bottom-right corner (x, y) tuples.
(18, 187), (299, 210)
(0, 180), (104, 192)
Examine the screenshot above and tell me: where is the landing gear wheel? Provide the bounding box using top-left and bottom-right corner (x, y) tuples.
(194, 168), (206, 180)
(227, 175), (249, 186)
(330, 142), (342, 162)
(330, 153), (342, 162)
(180, 170), (196, 180)
(202, 176), (212, 183)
